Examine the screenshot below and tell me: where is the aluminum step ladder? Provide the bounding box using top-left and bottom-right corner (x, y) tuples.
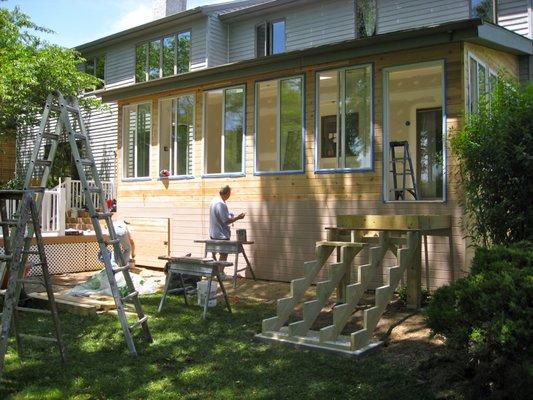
(0, 190), (66, 377)
(389, 141), (420, 200)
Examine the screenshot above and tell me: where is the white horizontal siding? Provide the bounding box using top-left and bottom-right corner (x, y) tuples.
(229, 0), (355, 62)
(377, 0), (470, 34)
(498, 0), (531, 38)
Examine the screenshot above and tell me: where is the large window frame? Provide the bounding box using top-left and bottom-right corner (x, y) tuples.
(382, 60), (447, 203)
(315, 63), (374, 173)
(202, 85), (246, 178)
(255, 19), (286, 57)
(122, 102), (152, 180)
(158, 93), (196, 179)
(468, 53), (497, 112)
(135, 30), (191, 83)
(254, 75), (305, 175)
(84, 54), (106, 89)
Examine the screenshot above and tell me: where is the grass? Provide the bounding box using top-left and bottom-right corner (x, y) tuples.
(0, 295), (435, 400)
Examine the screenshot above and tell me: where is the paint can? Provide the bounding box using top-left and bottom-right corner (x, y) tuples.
(236, 229), (247, 243)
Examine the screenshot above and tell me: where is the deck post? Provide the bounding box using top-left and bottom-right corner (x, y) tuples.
(406, 231), (422, 309)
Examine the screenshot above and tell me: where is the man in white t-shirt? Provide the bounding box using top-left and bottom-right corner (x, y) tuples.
(209, 185), (245, 263)
(111, 213), (135, 266)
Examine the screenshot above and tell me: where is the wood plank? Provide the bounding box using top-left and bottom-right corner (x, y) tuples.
(27, 292), (98, 316)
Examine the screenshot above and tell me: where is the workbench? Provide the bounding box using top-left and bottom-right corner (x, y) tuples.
(194, 239), (256, 288)
(157, 256), (233, 319)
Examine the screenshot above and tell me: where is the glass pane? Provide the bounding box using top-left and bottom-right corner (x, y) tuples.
(256, 24), (266, 57)
(318, 71), (339, 169)
(135, 44), (147, 83)
(123, 106), (136, 178)
(489, 72), (497, 93)
(162, 36), (175, 77)
(471, 0), (494, 22)
(478, 63), (486, 97)
(159, 98), (172, 173)
(224, 87), (244, 173)
(136, 103), (151, 177)
(95, 55), (105, 81)
(469, 58), (478, 111)
(386, 63), (444, 201)
(85, 59), (95, 76)
(176, 94), (194, 175)
(177, 31), (191, 73)
(256, 80), (278, 172)
(344, 66), (372, 169)
(205, 90), (223, 174)
(280, 77), (303, 171)
(271, 20), (285, 54)
(148, 39), (161, 80)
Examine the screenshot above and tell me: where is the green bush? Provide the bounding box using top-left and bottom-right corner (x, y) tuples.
(427, 243), (533, 399)
(451, 78), (533, 246)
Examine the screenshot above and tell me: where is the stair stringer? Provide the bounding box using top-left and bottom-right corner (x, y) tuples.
(262, 244), (335, 333)
(351, 246), (412, 350)
(288, 244), (363, 337)
(318, 232), (390, 343)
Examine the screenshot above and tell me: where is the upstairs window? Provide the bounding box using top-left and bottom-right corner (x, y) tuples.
(85, 55), (105, 88)
(468, 54), (497, 112)
(470, 0), (496, 23)
(256, 20), (285, 57)
(123, 103), (151, 178)
(136, 31), (191, 82)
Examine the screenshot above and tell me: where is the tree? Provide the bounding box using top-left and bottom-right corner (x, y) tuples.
(0, 4), (100, 141)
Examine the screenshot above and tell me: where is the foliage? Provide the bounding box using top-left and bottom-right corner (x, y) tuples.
(451, 78), (533, 246)
(396, 285), (430, 307)
(426, 243), (533, 399)
(0, 4), (101, 140)
(0, 296), (435, 400)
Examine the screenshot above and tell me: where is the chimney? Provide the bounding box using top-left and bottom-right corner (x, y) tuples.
(153, 0), (187, 19)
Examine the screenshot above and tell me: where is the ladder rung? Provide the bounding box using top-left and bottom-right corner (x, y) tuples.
(18, 333), (58, 343)
(73, 133), (87, 140)
(0, 220), (18, 227)
(112, 265), (130, 274)
(27, 186), (46, 193)
(104, 239), (121, 246)
(16, 306), (52, 315)
(23, 250), (41, 255)
(87, 187), (102, 194)
(122, 291), (138, 302)
(79, 159), (95, 166)
(129, 315), (148, 331)
(42, 132), (60, 140)
(34, 159), (52, 167)
(0, 255), (13, 261)
(50, 104), (79, 114)
(18, 278), (45, 286)
(93, 212), (112, 220)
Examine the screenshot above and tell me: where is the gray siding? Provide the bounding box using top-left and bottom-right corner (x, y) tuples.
(376, 0), (470, 34)
(498, 0), (532, 39)
(228, 0), (355, 62)
(207, 15), (228, 67)
(190, 17), (208, 70)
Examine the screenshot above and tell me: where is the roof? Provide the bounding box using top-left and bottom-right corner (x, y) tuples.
(98, 19), (532, 103)
(219, 0), (320, 22)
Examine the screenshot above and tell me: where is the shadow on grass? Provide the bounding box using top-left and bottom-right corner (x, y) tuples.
(1, 295), (439, 400)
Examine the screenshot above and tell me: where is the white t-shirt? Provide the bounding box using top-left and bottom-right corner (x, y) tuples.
(209, 197), (231, 239)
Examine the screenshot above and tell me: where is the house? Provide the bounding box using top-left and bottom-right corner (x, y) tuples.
(23, 0), (533, 287)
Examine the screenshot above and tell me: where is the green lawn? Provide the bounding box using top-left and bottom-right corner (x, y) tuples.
(0, 296), (435, 400)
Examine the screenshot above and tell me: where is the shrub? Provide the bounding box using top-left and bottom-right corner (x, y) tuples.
(451, 78), (533, 246)
(426, 243), (533, 399)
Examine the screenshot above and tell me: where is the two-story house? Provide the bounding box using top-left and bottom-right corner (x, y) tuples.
(29, 0), (533, 287)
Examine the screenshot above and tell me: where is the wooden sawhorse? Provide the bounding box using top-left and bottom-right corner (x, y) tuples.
(194, 239), (257, 288)
(158, 256), (233, 319)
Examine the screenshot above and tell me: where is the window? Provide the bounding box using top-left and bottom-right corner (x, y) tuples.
(123, 103), (151, 178)
(256, 20), (285, 57)
(204, 86), (245, 175)
(84, 55), (105, 88)
(135, 31), (191, 82)
(470, 0), (496, 22)
(468, 55), (493, 112)
(316, 65), (373, 171)
(159, 94), (195, 177)
(256, 76), (304, 173)
(384, 61), (445, 201)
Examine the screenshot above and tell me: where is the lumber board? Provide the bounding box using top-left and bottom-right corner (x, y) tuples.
(336, 215), (451, 231)
(27, 292), (98, 316)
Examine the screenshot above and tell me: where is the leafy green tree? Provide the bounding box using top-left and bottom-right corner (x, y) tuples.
(0, 4), (100, 141)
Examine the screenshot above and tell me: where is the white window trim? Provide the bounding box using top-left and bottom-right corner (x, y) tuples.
(122, 102), (152, 180)
(382, 59), (447, 203)
(158, 93), (196, 178)
(254, 75), (305, 174)
(202, 85), (246, 176)
(255, 19), (287, 57)
(468, 52), (494, 112)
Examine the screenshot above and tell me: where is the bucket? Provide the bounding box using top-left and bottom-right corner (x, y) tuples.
(236, 229), (247, 243)
(197, 280), (218, 307)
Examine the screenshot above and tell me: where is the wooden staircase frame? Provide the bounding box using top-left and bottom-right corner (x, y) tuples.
(256, 214), (452, 357)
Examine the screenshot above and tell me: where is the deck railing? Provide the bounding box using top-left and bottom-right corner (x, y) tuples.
(62, 177), (115, 210)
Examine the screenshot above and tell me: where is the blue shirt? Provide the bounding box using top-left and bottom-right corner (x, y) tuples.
(209, 197), (232, 239)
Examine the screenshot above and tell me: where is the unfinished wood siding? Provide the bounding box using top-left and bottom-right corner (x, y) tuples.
(228, 0), (355, 62)
(376, 0), (470, 34)
(115, 42), (471, 290)
(498, 0), (532, 38)
(0, 136), (16, 183)
(207, 14), (228, 66)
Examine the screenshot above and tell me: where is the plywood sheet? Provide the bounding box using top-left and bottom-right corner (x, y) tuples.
(126, 217), (170, 269)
